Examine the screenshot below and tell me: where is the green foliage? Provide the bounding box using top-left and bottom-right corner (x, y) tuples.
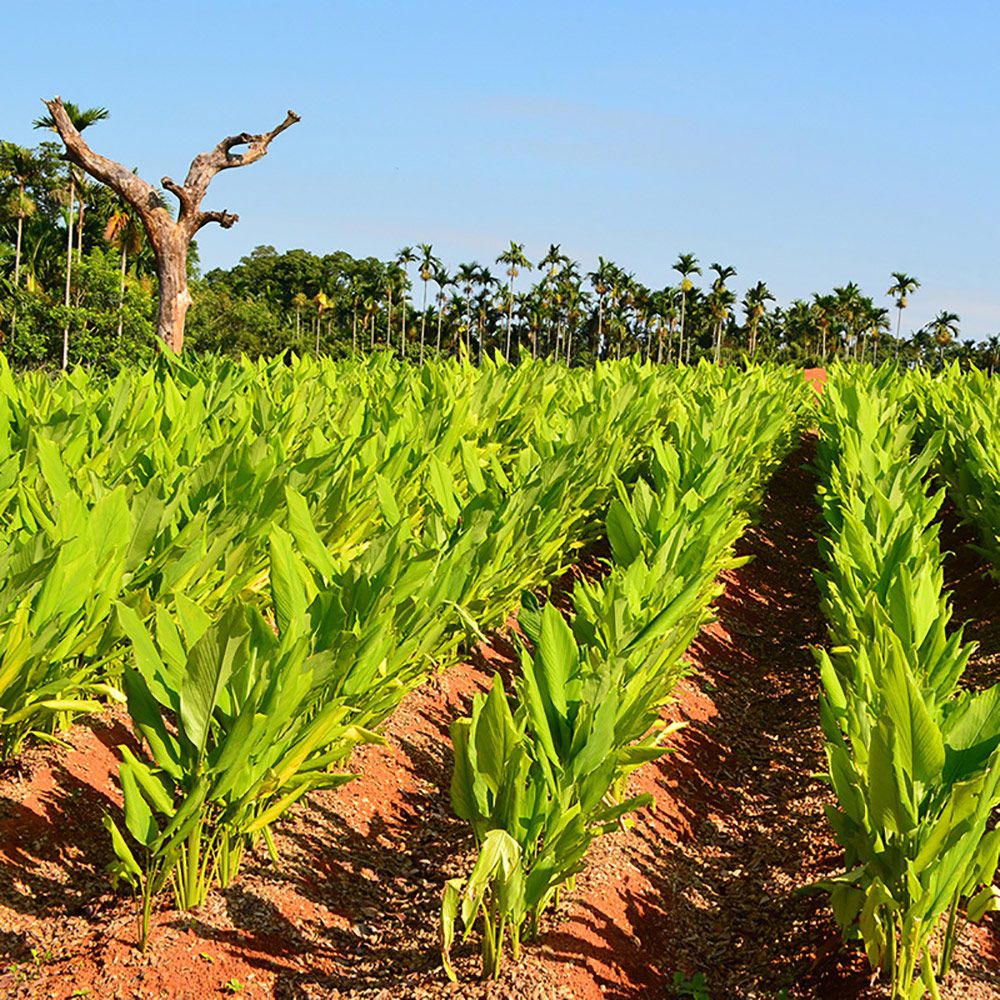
(442, 368), (807, 979)
(812, 371), (1000, 998)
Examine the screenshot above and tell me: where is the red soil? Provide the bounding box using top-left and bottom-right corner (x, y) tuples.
(1, 439), (998, 999)
(803, 367), (828, 394)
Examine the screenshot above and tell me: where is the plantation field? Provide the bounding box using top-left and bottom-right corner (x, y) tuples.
(0, 358), (997, 998)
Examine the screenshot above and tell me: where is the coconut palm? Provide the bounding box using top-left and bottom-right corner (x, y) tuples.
(887, 271), (920, 347)
(33, 101), (109, 369)
(672, 252), (701, 365)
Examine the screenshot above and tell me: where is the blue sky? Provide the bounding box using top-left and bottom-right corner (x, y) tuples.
(3, 1), (997, 337)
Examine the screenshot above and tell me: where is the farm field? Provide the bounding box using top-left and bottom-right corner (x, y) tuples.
(0, 358), (997, 999)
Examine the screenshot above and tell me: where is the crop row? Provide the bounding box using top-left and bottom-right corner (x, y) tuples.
(812, 370), (1000, 999)
(0, 353), (809, 955)
(442, 368), (804, 977)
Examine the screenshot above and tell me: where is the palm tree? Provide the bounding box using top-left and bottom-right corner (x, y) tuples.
(455, 262), (479, 358)
(496, 241), (532, 360)
(433, 266), (452, 354)
(103, 199), (145, 340)
(537, 244), (568, 357)
(742, 281), (774, 356)
(811, 293), (836, 362)
(395, 246), (417, 359)
(0, 142), (40, 345)
(652, 287), (678, 363)
(672, 252), (701, 365)
(558, 263), (584, 365)
(887, 271), (920, 347)
(473, 265), (498, 364)
(867, 306), (891, 365)
(292, 291), (308, 345)
(33, 101), (109, 369)
(708, 263), (737, 363)
(416, 243), (441, 363)
(312, 291), (329, 353)
(587, 257), (618, 362)
(981, 334), (1000, 376)
(928, 310), (960, 366)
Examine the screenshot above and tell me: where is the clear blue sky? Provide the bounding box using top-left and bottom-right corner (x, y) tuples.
(3, 1), (997, 338)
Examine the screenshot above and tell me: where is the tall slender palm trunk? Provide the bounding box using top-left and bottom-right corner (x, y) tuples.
(117, 243), (127, 340)
(386, 287), (393, 353)
(419, 282), (429, 363)
(595, 298), (604, 360)
(12, 192), (24, 343)
(504, 277), (514, 360)
(61, 176), (76, 370)
(678, 292), (687, 365)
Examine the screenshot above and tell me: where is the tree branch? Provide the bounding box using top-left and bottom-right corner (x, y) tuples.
(196, 209), (240, 231)
(161, 175), (189, 211)
(183, 110), (300, 194)
(44, 97), (168, 222)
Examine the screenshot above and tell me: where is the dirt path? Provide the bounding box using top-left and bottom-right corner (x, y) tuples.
(1, 441), (999, 999)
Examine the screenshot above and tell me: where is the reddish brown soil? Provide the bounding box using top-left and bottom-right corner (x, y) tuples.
(803, 368), (828, 394)
(1, 440), (998, 999)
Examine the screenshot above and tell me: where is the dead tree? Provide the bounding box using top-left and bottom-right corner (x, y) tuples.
(43, 97), (300, 354)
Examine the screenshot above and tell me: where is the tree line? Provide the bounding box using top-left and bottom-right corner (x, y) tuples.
(2, 121), (999, 372)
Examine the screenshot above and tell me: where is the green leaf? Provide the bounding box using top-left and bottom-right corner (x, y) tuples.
(537, 603), (575, 722)
(179, 607), (247, 761)
(284, 487), (339, 582)
(268, 527), (311, 637)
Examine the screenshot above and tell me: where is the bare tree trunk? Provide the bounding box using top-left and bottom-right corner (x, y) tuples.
(155, 231), (192, 354)
(43, 97), (299, 355)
